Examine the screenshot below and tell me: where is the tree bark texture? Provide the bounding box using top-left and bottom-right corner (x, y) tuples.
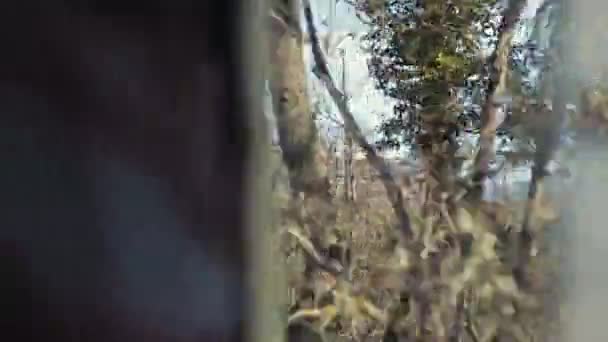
(268, 0), (331, 198)
(475, 0), (526, 183)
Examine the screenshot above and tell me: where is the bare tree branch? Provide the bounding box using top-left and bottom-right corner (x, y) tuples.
(316, 111), (345, 127)
(474, 0), (527, 185)
(301, 0), (413, 238)
(286, 227), (344, 275)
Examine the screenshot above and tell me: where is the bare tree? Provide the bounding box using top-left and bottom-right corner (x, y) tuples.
(302, 0), (413, 238)
(475, 0), (527, 184)
(268, 0), (332, 200)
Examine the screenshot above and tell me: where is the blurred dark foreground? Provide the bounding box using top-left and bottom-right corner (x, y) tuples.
(0, 3), (259, 341)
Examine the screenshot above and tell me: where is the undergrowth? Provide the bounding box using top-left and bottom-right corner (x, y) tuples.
(273, 153), (564, 342)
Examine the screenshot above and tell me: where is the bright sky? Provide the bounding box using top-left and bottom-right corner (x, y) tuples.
(305, 0), (392, 138)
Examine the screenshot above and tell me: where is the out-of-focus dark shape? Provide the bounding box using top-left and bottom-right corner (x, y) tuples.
(287, 324), (324, 342)
(0, 3), (253, 342)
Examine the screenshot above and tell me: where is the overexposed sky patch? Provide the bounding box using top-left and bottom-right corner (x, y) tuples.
(305, 0), (394, 138)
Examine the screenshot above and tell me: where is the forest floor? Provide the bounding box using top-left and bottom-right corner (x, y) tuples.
(272, 147), (566, 341)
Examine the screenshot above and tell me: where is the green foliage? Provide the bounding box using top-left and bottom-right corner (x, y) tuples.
(354, 0), (499, 147)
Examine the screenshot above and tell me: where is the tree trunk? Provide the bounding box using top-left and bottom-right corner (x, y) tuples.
(267, 1), (339, 320)
(267, 0), (331, 198)
(475, 0), (526, 184)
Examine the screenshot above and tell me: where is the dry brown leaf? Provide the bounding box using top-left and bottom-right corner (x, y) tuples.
(456, 207), (476, 233)
(319, 305), (339, 328)
(493, 275), (520, 299)
(421, 215), (439, 259)
(289, 308), (322, 325)
(474, 232), (498, 261)
(478, 282), (494, 302)
(475, 315), (499, 342)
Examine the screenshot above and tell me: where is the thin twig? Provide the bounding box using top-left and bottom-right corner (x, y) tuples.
(317, 111), (345, 127)
(286, 227), (344, 275)
(301, 0), (413, 239)
(464, 305), (480, 342)
(288, 308), (322, 325)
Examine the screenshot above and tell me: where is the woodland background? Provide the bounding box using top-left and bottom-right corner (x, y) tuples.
(263, 0), (608, 341)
